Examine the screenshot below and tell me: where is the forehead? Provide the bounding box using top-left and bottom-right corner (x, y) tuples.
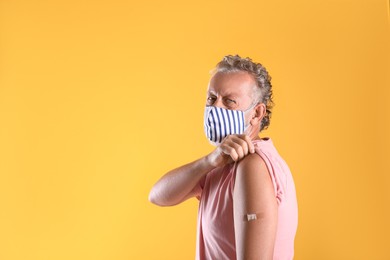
(207, 71), (256, 98)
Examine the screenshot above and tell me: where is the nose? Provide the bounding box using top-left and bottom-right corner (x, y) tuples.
(212, 97), (224, 108)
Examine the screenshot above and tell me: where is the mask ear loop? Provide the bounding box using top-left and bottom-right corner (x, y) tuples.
(243, 101), (259, 113)
(242, 102), (260, 135)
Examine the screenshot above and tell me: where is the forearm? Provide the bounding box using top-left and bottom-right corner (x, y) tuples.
(149, 155), (215, 206)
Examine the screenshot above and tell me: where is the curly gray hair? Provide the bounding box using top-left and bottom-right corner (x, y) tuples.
(211, 54), (274, 132)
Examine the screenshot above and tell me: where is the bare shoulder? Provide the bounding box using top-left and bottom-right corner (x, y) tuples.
(234, 153), (274, 199)
(236, 152), (270, 179)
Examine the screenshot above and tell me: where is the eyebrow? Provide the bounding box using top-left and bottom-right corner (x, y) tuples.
(207, 91), (239, 99)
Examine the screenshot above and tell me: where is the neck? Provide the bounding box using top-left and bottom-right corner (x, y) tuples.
(245, 123), (261, 141)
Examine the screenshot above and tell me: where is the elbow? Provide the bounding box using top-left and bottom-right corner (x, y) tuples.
(148, 189), (160, 205)
(148, 189), (170, 207)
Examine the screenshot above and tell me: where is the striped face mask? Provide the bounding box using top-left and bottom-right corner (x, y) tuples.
(203, 104), (256, 145)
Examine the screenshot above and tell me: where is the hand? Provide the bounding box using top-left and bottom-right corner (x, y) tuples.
(206, 134), (256, 168)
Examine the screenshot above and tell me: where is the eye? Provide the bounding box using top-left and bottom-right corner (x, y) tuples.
(224, 98), (237, 107)
(207, 96), (216, 104)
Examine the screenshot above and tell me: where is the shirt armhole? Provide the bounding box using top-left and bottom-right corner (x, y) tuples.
(255, 151), (285, 205)
(231, 150), (282, 204)
(195, 174), (207, 201)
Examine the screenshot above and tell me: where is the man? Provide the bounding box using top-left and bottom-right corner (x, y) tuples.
(149, 55), (298, 260)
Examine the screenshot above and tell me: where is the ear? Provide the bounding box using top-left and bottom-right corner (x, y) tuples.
(250, 103), (266, 126)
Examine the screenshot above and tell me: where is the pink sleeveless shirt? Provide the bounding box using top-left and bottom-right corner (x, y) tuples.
(194, 137), (298, 260)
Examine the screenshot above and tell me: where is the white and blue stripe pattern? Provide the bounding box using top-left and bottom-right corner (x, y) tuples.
(204, 106), (245, 143)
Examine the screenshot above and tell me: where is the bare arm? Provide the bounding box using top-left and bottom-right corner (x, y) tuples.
(149, 135), (255, 207)
(233, 153), (278, 260)
(148, 155), (215, 206)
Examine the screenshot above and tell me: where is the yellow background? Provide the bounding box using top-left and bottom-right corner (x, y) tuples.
(1, 0), (389, 259)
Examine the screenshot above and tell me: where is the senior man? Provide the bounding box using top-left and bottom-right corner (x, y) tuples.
(149, 54), (298, 260)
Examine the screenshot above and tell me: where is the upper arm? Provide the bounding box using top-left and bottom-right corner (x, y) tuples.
(181, 174), (206, 202)
(233, 153), (278, 260)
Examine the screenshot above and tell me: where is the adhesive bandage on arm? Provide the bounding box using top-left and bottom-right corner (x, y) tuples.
(244, 213), (262, 222)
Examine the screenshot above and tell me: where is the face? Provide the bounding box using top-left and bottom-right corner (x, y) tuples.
(205, 71), (266, 138)
(206, 71), (257, 111)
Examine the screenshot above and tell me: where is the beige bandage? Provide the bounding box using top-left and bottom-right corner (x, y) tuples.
(245, 213), (259, 222)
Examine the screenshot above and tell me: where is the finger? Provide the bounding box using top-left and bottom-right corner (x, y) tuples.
(230, 135), (249, 155)
(243, 135), (255, 153)
(227, 146), (239, 161)
(227, 140), (245, 159)
(221, 143), (240, 161)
